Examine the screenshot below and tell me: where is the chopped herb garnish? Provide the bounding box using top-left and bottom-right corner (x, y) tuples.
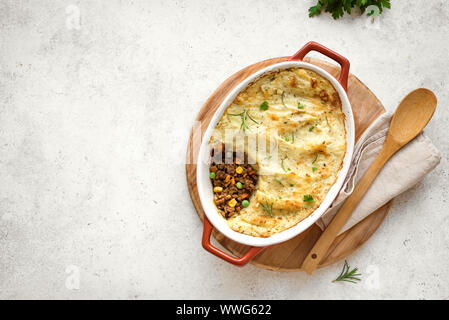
(228, 109), (259, 133)
(274, 178), (284, 186)
(281, 91), (286, 107)
(290, 183), (294, 187)
(303, 194), (315, 203)
(312, 166), (317, 172)
(321, 100), (325, 104)
(259, 101), (269, 111)
(312, 152), (318, 164)
(261, 201), (274, 217)
(281, 159), (288, 172)
(279, 196), (282, 200)
(309, 126), (315, 132)
(326, 115), (332, 128)
(291, 133), (295, 143)
(298, 102), (304, 109)
(333, 260), (361, 284)
(285, 136), (290, 142)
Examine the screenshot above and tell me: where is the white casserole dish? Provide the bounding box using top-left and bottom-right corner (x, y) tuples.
(197, 42), (355, 266)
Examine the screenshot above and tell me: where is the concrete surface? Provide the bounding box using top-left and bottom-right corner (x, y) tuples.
(0, 0), (448, 299)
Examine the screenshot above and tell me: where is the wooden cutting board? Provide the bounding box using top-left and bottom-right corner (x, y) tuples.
(186, 57), (392, 271)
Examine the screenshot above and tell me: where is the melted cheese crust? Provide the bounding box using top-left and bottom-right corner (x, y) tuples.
(211, 67), (346, 237)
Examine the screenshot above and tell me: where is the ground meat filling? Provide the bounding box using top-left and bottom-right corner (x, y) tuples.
(209, 148), (258, 219)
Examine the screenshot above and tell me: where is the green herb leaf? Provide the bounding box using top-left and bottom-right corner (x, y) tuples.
(309, 0), (391, 20)
(259, 101), (269, 111)
(312, 152), (318, 164)
(228, 109), (259, 133)
(303, 194), (315, 203)
(312, 166), (317, 172)
(309, 126), (315, 132)
(285, 136), (290, 142)
(281, 91), (287, 107)
(290, 183), (294, 187)
(326, 115), (331, 128)
(261, 201), (274, 217)
(308, 1), (323, 17)
(274, 178), (284, 186)
(281, 159), (288, 172)
(333, 260), (362, 284)
(298, 102), (304, 109)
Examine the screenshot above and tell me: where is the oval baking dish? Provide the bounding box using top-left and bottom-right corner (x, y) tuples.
(197, 42), (355, 266)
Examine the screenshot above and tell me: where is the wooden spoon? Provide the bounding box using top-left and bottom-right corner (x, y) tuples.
(301, 88), (437, 274)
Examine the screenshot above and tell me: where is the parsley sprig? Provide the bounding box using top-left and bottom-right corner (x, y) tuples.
(309, 0), (391, 20)
(333, 260), (362, 283)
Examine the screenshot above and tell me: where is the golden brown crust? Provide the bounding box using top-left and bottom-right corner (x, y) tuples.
(211, 67), (347, 237)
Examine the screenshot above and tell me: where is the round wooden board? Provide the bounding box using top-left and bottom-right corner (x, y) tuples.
(186, 57), (392, 271)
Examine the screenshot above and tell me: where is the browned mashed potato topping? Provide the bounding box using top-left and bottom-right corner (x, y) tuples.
(209, 67), (347, 237)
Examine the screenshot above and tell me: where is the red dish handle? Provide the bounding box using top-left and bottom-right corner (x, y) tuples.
(202, 216), (266, 266)
(290, 41), (350, 91)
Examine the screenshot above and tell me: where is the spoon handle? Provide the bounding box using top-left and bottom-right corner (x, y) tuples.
(301, 143), (396, 274)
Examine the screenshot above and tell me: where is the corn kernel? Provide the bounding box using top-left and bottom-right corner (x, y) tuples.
(235, 166), (243, 174)
(213, 186), (223, 193)
(228, 198), (237, 208)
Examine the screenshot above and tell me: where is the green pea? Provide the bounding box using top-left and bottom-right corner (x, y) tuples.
(242, 200), (250, 208)
(236, 182), (243, 189)
(209, 172), (216, 179)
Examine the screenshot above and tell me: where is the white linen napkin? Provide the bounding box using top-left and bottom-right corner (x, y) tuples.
(316, 112), (441, 234)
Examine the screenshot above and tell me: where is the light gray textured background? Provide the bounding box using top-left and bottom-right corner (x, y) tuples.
(0, 0), (448, 299)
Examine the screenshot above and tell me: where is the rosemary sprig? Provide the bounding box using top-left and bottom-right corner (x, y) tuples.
(281, 91), (287, 107)
(274, 178), (284, 186)
(333, 260), (361, 284)
(325, 115), (332, 128)
(281, 159), (291, 172)
(312, 152), (318, 164)
(228, 109), (259, 132)
(261, 201), (274, 217)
